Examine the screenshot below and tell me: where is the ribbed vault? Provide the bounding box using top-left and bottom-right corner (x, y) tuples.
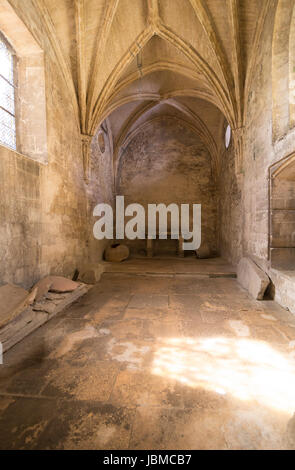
(7, 0), (273, 176)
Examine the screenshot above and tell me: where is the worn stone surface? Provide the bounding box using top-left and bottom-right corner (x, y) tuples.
(237, 258), (270, 300)
(0, 259), (295, 450)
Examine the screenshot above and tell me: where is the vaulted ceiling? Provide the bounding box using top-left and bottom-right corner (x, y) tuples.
(26, 0), (272, 176)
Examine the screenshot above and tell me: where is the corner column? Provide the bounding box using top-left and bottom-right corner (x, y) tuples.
(81, 134), (93, 184)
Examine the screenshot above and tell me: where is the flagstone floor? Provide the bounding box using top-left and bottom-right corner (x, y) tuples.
(1, 258), (295, 450)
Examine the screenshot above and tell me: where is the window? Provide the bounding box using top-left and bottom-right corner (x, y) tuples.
(0, 1), (48, 162)
(0, 34), (16, 150)
(225, 124), (231, 149)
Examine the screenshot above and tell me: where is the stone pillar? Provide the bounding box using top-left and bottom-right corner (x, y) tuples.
(232, 127), (244, 175)
(81, 134), (93, 183)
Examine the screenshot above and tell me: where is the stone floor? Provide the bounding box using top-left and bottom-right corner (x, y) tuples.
(1, 258), (295, 450)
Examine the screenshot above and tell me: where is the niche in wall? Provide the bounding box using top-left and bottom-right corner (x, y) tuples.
(270, 153), (295, 270)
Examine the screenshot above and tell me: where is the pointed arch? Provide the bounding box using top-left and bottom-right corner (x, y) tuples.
(98, 88), (223, 130)
(89, 26), (155, 135)
(116, 114), (218, 190)
(189, 0), (236, 118)
(112, 61), (203, 99)
(114, 101), (219, 184)
(33, 0), (80, 128)
(86, 0), (120, 130)
(90, 24), (237, 135)
(156, 24), (234, 126)
(165, 98), (219, 174)
(113, 100), (157, 171)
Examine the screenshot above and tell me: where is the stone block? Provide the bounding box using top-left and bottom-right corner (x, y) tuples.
(237, 257), (270, 300)
(33, 276), (80, 301)
(79, 264), (105, 284)
(196, 243), (211, 259)
(0, 284), (37, 329)
(105, 244), (130, 263)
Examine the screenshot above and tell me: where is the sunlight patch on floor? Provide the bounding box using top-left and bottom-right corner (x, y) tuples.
(152, 337), (295, 415)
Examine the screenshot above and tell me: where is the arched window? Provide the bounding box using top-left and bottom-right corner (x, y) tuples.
(289, 6), (295, 129)
(0, 33), (16, 150)
(225, 124), (231, 149)
(0, 2), (48, 162)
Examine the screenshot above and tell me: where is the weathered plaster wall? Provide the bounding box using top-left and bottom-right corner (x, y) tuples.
(117, 117), (218, 255)
(0, 3), (114, 289)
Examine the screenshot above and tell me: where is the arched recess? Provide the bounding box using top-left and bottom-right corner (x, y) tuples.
(270, 152), (295, 270)
(116, 114), (218, 192)
(106, 63), (222, 114)
(272, 0), (295, 141)
(115, 113), (219, 255)
(89, 25), (236, 136)
(113, 99), (219, 184)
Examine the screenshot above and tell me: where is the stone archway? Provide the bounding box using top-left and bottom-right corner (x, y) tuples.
(270, 153), (295, 270)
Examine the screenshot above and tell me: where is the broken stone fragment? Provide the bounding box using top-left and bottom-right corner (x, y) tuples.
(0, 284), (37, 329)
(237, 257), (270, 300)
(78, 263), (105, 284)
(1, 285), (89, 353)
(104, 244), (130, 263)
(33, 301), (57, 315)
(32, 276), (80, 302)
(196, 243), (211, 259)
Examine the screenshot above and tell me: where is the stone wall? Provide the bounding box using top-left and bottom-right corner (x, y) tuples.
(0, 147), (42, 288)
(117, 117), (218, 256)
(0, 3), (114, 289)
(238, 5), (295, 311)
(242, 5), (295, 265)
(218, 145), (243, 266)
(87, 129), (114, 265)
